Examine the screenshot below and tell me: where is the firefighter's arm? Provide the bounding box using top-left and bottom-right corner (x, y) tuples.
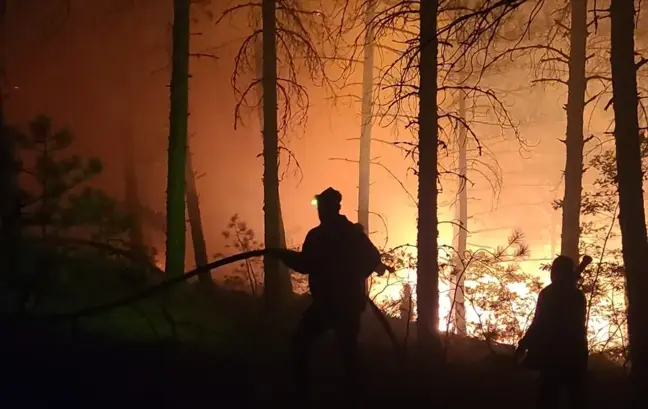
(267, 248), (308, 274)
(265, 231), (315, 274)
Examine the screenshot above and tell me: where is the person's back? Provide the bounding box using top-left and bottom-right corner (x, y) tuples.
(288, 187), (383, 403)
(518, 255), (588, 409)
(530, 282), (588, 370)
(302, 214), (378, 312)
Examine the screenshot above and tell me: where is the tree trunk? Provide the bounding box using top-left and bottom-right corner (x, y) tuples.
(164, 0), (190, 276)
(254, 27), (292, 299)
(120, 11), (146, 253)
(451, 90), (467, 336)
(185, 148), (211, 288)
(416, 0), (442, 353)
(610, 1), (648, 406)
(262, 0), (292, 311)
(359, 0), (376, 297)
(123, 125), (145, 249)
(358, 0), (375, 235)
(0, 0), (20, 278)
(121, 77), (145, 251)
(559, 0), (587, 263)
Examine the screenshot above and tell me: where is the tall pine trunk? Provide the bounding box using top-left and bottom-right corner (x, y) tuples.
(123, 123), (145, 249)
(115, 8), (146, 253)
(164, 0), (190, 276)
(185, 148), (211, 287)
(0, 0), (20, 283)
(254, 26), (291, 298)
(262, 0), (292, 310)
(121, 15), (145, 253)
(359, 0), (376, 297)
(560, 0), (587, 263)
(358, 0), (376, 234)
(417, 0), (442, 353)
(610, 1), (648, 405)
(451, 90), (467, 336)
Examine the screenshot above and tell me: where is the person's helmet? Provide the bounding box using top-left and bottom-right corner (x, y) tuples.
(311, 187), (342, 208)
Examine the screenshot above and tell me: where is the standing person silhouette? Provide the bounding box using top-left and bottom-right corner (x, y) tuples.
(517, 255), (589, 409)
(274, 187), (385, 403)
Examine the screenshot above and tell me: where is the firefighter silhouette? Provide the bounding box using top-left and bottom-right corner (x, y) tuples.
(274, 187), (385, 400)
(517, 255), (589, 408)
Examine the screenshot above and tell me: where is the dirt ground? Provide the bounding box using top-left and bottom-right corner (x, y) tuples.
(1, 313), (628, 409)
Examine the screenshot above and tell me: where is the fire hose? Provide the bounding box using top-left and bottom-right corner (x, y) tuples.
(9, 243), (401, 352)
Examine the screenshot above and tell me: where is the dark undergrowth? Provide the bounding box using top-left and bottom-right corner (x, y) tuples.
(0, 287), (629, 409)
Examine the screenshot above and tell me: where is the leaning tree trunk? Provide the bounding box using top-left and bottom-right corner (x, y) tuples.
(262, 0), (292, 311)
(164, 0), (190, 276)
(610, 1), (648, 406)
(559, 0), (587, 263)
(416, 0), (442, 354)
(185, 148), (211, 288)
(357, 0), (376, 235)
(451, 90), (468, 336)
(254, 24), (291, 298)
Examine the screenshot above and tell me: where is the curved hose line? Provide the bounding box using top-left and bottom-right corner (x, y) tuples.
(18, 248), (267, 321)
(10, 240), (400, 353)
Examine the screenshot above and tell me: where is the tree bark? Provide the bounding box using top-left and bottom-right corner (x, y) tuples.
(559, 0), (587, 263)
(164, 0), (190, 276)
(358, 0), (375, 235)
(121, 12), (146, 252)
(416, 0), (442, 353)
(185, 149), (211, 289)
(262, 0), (292, 311)
(0, 0), (21, 283)
(254, 33), (291, 296)
(123, 124), (145, 249)
(452, 90), (467, 336)
(610, 1), (648, 406)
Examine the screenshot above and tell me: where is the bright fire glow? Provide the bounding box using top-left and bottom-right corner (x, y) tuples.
(368, 268), (626, 349)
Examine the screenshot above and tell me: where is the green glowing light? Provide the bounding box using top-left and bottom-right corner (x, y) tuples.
(311, 197), (318, 206)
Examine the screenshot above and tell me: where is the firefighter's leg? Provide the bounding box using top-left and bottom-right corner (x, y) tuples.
(291, 304), (331, 398)
(334, 310), (362, 403)
(566, 371), (587, 409)
(334, 311), (361, 376)
(536, 370), (561, 409)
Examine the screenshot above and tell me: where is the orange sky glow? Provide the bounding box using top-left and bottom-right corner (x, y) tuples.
(6, 0), (645, 348)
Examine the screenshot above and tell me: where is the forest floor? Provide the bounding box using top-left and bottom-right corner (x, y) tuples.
(1, 290), (629, 409)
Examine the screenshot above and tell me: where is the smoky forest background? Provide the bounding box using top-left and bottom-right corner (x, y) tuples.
(1, 0), (648, 408)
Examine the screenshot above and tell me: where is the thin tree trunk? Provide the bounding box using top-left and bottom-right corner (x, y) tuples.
(560, 0), (587, 263)
(164, 0), (190, 276)
(121, 13), (145, 252)
(0, 0), (21, 284)
(416, 0), (442, 353)
(254, 27), (291, 297)
(359, 0), (376, 297)
(185, 148), (211, 288)
(262, 0), (292, 311)
(123, 126), (145, 249)
(610, 1), (648, 406)
(358, 0), (375, 235)
(122, 95), (145, 250)
(452, 90), (467, 336)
